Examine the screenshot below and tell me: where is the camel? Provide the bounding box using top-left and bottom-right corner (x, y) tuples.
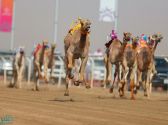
(11, 47), (25, 88)
(135, 33), (163, 98)
(104, 32), (132, 93)
(119, 36), (139, 99)
(64, 18), (91, 96)
(33, 40), (49, 91)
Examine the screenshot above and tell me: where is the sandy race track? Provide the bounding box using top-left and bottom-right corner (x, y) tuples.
(0, 82), (168, 125)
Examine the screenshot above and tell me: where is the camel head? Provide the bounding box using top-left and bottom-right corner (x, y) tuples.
(149, 33), (163, 43)
(148, 33), (163, 52)
(80, 19), (91, 34)
(18, 46), (25, 55)
(132, 36), (139, 48)
(154, 33), (163, 43)
(42, 40), (49, 48)
(51, 43), (56, 50)
(123, 32), (132, 42)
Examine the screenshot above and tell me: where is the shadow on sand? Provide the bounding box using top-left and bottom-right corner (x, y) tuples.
(48, 98), (84, 102)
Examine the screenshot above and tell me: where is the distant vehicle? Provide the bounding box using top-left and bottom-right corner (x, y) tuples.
(152, 56), (168, 90)
(0, 50), (15, 76)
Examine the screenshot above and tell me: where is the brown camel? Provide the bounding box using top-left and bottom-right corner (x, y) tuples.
(33, 40), (49, 91)
(11, 47), (25, 88)
(148, 33), (163, 93)
(135, 33), (163, 98)
(64, 18), (91, 96)
(104, 32), (132, 93)
(119, 36), (139, 99)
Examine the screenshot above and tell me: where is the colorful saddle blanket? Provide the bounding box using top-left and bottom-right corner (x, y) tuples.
(69, 23), (81, 35)
(33, 44), (42, 56)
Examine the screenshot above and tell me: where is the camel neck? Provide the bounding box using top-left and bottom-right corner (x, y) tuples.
(79, 33), (87, 48)
(153, 41), (158, 53)
(40, 46), (46, 65)
(18, 53), (23, 67)
(48, 48), (55, 68)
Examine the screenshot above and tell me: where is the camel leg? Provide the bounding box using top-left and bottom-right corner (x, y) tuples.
(134, 69), (142, 94)
(119, 67), (128, 97)
(13, 70), (17, 88)
(35, 62), (42, 79)
(149, 72), (153, 94)
(73, 59), (80, 86)
(105, 59), (112, 87)
(142, 71), (148, 97)
(64, 77), (70, 96)
(145, 70), (151, 98)
(33, 69), (39, 91)
(130, 68), (135, 100)
(17, 70), (21, 89)
(110, 64), (118, 93)
(130, 79), (135, 100)
(43, 61), (49, 83)
(79, 56), (90, 88)
(67, 52), (74, 79)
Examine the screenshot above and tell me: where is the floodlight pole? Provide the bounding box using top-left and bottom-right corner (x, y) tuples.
(10, 0), (16, 50)
(114, 0), (118, 32)
(54, 0), (59, 43)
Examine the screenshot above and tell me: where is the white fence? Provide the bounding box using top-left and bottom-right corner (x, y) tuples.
(2, 55), (108, 88)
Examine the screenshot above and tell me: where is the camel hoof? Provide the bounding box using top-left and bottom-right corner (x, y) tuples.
(136, 85), (140, 90)
(100, 84), (104, 88)
(131, 97), (135, 100)
(33, 87), (39, 91)
(74, 81), (81, 86)
(86, 85), (91, 89)
(106, 81), (111, 87)
(14, 85), (20, 89)
(119, 90), (124, 97)
(144, 93), (148, 97)
(39, 74), (43, 79)
(109, 87), (114, 93)
(120, 94), (124, 97)
(8, 84), (14, 88)
(64, 93), (69, 96)
(134, 89), (137, 94)
(44, 77), (49, 83)
(68, 74), (74, 79)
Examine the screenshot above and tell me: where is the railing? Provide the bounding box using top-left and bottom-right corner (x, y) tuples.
(1, 54), (110, 88)
(50, 55), (65, 87)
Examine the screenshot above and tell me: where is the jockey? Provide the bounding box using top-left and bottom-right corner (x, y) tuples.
(110, 29), (118, 41)
(33, 40), (49, 56)
(105, 29), (118, 48)
(138, 34), (148, 47)
(69, 17), (82, 35)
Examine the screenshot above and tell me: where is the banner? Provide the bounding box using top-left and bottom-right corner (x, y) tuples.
(99, 0), (116, 22)
(0, 0), (13, 32)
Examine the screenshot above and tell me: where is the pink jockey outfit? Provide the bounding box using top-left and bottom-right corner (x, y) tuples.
(105, 30), (118, 48)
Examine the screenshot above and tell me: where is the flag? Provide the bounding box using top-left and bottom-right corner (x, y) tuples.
(99, 0), (116, 22)
(0, 0), (13, 32)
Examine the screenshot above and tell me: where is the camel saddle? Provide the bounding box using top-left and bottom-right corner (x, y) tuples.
(69, 23), (81, 35)
(137, 40), (148, 53)
(33, 44), (42, 56)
